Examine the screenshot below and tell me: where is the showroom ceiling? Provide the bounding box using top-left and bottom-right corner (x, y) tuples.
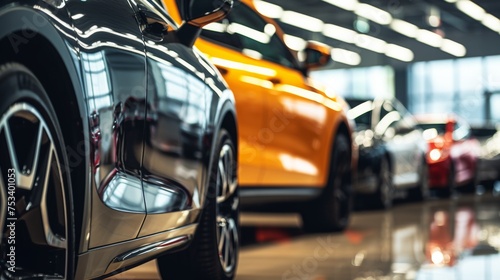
(253, 0), (500, 68)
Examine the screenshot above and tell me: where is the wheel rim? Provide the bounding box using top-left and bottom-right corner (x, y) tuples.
(333, 147), (351, 226)
(215, 143), (238, 274)
(0, 103), (68, 279)
(379, 158), (393, 208)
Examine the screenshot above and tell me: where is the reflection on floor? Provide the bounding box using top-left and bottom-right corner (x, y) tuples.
(109, 187), (500, 280)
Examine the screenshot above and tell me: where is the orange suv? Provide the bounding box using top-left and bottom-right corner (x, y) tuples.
(163, 0), (355, 231)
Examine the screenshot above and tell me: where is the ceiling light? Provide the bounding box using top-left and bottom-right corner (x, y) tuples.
(416, 29), (442, 47)
(390, 19), (419, 38)
(322, 0), (358, 11)
(456, 0), (486, 21)
(440, 39), (466, 57)
(280, 11), (324, 32)
(427, 6), (441, 27)
(355, 3), (392, 25)
(322, 23), (357, 43)
(264, 23), (276, 36)
(482, 14), (500, 32)
(253, 0), (283, 18)
(283, 34), (307, 51)
(331, 48), (361, 65)
(356, 34), (387, 53)
(385, 44), (414, 62)
(354, 17), (370, 33)
(204, 22), (226, 33)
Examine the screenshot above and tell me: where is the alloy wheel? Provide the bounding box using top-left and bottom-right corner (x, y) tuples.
(215, 143), (238, 274)
(0, 103), (68, 279)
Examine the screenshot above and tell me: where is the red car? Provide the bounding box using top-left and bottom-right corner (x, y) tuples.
(416, 115), (480, 196)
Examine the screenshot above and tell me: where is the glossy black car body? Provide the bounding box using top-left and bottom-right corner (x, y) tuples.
(346, 97), (428, 209)
(0, 0), (238, 279)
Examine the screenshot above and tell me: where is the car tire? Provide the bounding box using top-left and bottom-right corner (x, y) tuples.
(409, 157), (430, 201)
(0, 63), (75, 279)
(301, 134), (352, 232)
(374, 156), (394, 209)
(440, 162), (456, 198)
(157, 128), (239, 280)
(462, 166), (478, 193)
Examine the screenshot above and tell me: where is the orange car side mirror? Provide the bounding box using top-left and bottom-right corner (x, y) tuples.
(303, 41), (331, 72)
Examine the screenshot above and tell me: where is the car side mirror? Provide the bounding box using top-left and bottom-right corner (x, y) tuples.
(303, 41), (331, 73)
(177, 0), (233, 47)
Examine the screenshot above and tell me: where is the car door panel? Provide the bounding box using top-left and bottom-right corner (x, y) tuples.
(67, 0), (147, 248)
(131, 0), (229, 236)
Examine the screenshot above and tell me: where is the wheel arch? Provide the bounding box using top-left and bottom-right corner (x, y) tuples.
(333, 119), (353, 169)
(0, 8), (89, 255)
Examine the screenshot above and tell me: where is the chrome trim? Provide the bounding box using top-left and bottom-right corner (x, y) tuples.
(75, 224), (197, 280)
(111, 235), (190, 263)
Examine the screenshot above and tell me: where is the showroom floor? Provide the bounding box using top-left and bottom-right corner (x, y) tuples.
(109, 186), (500, 280)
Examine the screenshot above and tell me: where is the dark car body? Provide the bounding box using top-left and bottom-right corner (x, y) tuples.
(346, 97), (428, 208)
(416, 114), (480, 194)
(471, 125), (500, 189)
(0, 0), (238, 279)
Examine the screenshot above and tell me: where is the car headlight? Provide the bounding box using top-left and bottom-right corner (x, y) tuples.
(429, 148), (442, 161)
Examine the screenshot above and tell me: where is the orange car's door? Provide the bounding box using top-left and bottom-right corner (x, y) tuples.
(196, 41), (269, 185)
(208, 3), (338, 187)
(261, 69), (338, 186)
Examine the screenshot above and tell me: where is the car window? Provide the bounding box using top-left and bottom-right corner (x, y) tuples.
(346, 99), (373, 130)
(453, 119), (471, 141)
(417, 123), (447, 135)
(200, 2), (298, 69)
(376, 100), (403, 136)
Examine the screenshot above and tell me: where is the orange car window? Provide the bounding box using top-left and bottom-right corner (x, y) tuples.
(200, 2), (298, 69)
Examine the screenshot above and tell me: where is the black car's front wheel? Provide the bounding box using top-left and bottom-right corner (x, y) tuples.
(0, 63), (74, 279)
(158, 128), (239, 280)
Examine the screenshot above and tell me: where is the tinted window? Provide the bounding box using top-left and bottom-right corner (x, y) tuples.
(200, 2), (297, 68)
(417, 123), (447, 135)
(345, 99), (373, 129)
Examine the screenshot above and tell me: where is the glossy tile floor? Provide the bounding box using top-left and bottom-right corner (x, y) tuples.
(109, 185), (500, 280)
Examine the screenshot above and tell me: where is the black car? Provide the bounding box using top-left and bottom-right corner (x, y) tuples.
(0, 0), (239, 279)
(346, 97), (429, 209)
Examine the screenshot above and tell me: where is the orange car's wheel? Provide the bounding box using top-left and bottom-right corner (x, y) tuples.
(301, 133), (352, 232)
(0, 63), (74, 279)
(157, 128), (239, 280)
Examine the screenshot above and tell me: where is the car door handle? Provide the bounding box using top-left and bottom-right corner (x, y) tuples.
(268, 78), (281, 84)
(216, 66), (229, 76)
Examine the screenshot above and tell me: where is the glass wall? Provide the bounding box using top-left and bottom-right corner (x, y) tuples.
(409, 55), (500, 125)
(311, 65), (395, 99)
(311, 55), (500, 126)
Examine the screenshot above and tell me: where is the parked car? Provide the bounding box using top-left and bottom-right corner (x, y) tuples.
(471, 125), (500, 189)
(416, 114), (480, 196)
(0, 0), (239, 279)
(163, 0), (355, 232)
(345, 97), (429, 209)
